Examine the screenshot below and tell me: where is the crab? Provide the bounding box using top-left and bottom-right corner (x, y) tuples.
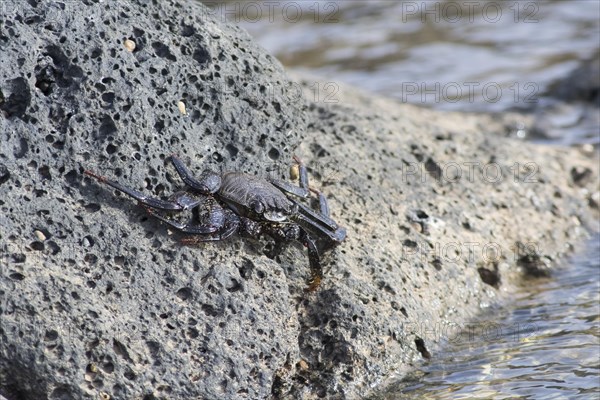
(84, 154), (346, 291)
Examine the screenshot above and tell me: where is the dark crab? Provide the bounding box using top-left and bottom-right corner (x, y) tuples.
(84, 155), (346, 291)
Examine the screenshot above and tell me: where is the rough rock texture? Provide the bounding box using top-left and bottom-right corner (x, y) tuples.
(1, 1), (598, 400)
(1, 1), (305, 399)
(285, 78), (599, 398)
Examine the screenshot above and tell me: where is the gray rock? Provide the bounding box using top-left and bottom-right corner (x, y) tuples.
(1, 0), (304, 399)
(282, 77), (598, 398)
(530, 53), (599, 144)
(548, 52), (600, 105)
(1, 1), (598, 400)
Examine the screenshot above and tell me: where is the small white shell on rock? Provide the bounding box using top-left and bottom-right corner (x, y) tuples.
(178, 100), (187, 115)
(298, 359), (309, 370)
(289, 164), (299, 181)
(124, 39), (136, 52)
(34, 230), (46, 241)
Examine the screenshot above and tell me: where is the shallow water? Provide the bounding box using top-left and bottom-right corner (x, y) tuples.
(377, 234), (600, 399)
(206, 0), (599, 145)
(203, 1), (600, 397)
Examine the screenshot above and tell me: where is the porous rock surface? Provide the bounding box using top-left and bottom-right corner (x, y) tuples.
(0, 1), (598, 400)
(284, 77), (599, 399)
(1, 0), (304, 399)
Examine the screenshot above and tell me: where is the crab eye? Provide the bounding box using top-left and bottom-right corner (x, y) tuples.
(264, 210), (287, 222)
(251, 201), (264, 214)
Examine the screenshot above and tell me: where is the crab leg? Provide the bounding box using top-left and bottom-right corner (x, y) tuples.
(170, 154), (222, 194)
(143, 207), (220, 234)
(85, 170), (185, 211)
(180, 215), (241, 243)
(298, 229), (323, 292)
(271, 155), (310, 198)
(144, 196), (235, 236)
(296, 210), (347, 243)
(270, 156), (344, 238)
(309, 187), (330, 217)
(269, 223), (323, 292)
(294, 199), (341, 232)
